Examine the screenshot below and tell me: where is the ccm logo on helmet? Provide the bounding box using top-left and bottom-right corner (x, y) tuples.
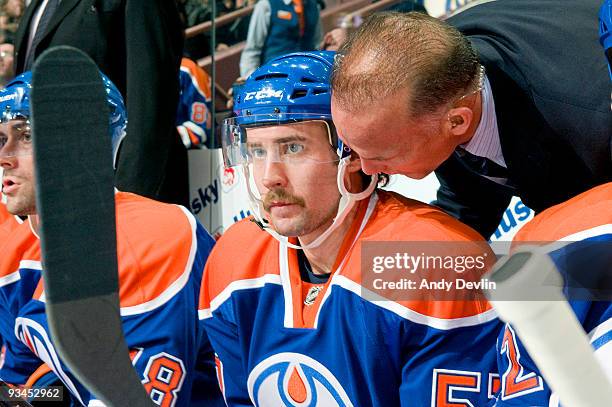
(0, 94), (16, 102)
(244, 89), (284, 101)
(247, 352), (354, 406)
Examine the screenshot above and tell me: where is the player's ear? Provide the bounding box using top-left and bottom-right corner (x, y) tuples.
(346, 151), (363, 173)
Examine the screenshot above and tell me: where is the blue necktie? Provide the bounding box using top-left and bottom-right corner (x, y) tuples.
(24, 0), (61, 70)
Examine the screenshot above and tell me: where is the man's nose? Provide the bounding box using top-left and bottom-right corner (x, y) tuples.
(261, 159), (288, 189)
(360, 159), (384, 175)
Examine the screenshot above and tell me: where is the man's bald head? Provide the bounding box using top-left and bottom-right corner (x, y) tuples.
(331, 12), (480, 117)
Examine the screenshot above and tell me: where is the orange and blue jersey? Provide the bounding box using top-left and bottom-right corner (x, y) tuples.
(0, 199), (20, 235)
(491, 182), (612, 406)
(177, 58), (213, 149)
(0, 192), (222, 406)
(199, 190), (503, 406)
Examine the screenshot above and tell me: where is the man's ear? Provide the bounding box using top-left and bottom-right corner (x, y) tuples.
(447, 106), (474, 136)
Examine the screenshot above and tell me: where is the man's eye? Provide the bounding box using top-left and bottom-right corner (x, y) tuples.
(286, 143), (304, 154)
(21, 133), (32, 143)
(0, 136), (7, 147)
(249, 147), (266, 159)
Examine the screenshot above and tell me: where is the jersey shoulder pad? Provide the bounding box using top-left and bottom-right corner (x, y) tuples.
(515, 183), (612, 242)
(0, 220), (40, 279)
(200, 218), (279, 310)
(365, 190), (488, 242)
(114, 192), (199, 310)
(341, 191), (495, 322)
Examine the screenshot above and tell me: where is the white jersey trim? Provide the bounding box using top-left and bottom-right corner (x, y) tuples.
(0, 271), (20, 288)
(313, 193), (379, 329)
(589, 318), (612, 344)
(279, 245), (294, 328)
(533, 224), (612, 253)
(19, 260), (42, 270)
(199, 274), (282, 320)
(331, 274), (498, 330)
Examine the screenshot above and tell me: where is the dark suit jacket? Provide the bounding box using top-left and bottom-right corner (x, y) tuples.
(14, 0), (186, 205)
(434, 0), (612, 238)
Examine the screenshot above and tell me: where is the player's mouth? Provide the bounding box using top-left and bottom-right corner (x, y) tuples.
(268, 201), (294, 208)
(266, 201), (300, 216)
(2, 178), (18, 194)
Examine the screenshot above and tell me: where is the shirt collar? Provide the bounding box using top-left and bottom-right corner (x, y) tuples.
(460, 73), (506, 168)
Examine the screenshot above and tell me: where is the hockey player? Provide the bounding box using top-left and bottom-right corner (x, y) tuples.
(490, 7), (612, 403)
(198, 51), (503, 406)
(176, 57), (213, 149)
(0, 72), (222, 406)
(490, 182), (612, 405)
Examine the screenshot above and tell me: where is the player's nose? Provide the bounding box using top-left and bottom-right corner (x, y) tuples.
(262, 160), (288, 189)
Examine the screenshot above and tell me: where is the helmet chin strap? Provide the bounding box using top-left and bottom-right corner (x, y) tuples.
(244, 158), (378, 250)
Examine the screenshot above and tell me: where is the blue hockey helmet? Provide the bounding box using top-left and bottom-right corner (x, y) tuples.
(234, 51), (334, 120)
(600, 0), (612, 80)
(223, 51), (350, 168)
(0, 71), (127, 165)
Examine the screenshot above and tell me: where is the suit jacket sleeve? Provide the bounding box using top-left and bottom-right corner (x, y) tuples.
(433, 153), (513, 239)
(114, 0), (184, 200)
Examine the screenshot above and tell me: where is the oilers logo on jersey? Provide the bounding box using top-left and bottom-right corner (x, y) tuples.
(247, 353), (354, 407)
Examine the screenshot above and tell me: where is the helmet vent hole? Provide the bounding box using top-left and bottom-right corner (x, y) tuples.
(290, 89), (308, 99)
(301, 77), (316, 83)
(255, 73), (288, 80)
(312, 89), (328, 95)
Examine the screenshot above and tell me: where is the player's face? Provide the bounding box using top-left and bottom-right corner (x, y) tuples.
(247, 121), (341, 240)
(331, 93), (456, 179)
(0, 119), (36, 216)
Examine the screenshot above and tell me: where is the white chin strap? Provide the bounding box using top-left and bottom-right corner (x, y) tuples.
(245, 158), (377, 250)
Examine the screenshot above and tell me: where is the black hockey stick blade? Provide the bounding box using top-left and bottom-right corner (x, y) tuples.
(31, 46), (153, 407)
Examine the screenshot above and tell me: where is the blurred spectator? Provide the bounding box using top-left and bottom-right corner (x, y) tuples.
(0, 42), (13, 86)
(321, 13), (361, 51)
(239, 0), (322, 77)
(322, 0), (426, 51)
(13, 1), (186, 206)
(217, 0), (255, 47)
(182, 0), (254, 60)
(0, 0), (24, 44)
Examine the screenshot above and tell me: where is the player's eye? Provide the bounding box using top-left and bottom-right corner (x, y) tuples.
(0, 136), (7, 148)
(284, 143), (304, 155)
(248, 146), (266, 160)
(19, 132), (32, 143)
